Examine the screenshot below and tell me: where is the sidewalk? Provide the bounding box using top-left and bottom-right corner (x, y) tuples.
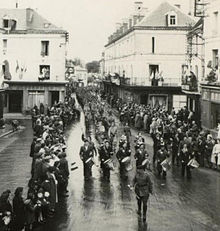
(0, 123), (13, 138)
(4, 113), (32, 120)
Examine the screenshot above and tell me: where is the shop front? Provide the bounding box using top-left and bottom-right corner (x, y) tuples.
(3, 81), (67, 114)
(201, 83), (220, 130)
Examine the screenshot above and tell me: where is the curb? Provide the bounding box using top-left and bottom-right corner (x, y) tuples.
(0, 130), (14, 138)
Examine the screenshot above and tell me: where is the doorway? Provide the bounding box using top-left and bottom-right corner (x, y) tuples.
(51, 91), (59, 105)
(9, 90), (23, 113)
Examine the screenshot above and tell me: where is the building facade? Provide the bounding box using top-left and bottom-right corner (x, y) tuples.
(0, 8), (68, 114)
(200, 0), (220, 130)
(103, 1), (196, 111)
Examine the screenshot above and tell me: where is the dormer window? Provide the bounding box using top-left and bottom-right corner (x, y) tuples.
(170, 15), (176, 25)
(166, 11), (178, 26)
(3, 19), (9, 28)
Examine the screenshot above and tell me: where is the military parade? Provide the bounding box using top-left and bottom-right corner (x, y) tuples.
(0, 0), (220, 230)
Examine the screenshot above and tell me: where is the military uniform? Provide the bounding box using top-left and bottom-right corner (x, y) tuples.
(99, 144), (113, 181)
(79, 144), (94, 179)
(133, 168), (153, 222)
(116, 146), (131, 177)
(156, 147), (168, 178)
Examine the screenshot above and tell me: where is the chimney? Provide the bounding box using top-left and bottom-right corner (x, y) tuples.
(129, 17), (133, 29)
(133, 15), (139, 25)
(122, 18), (129, 32)
(116, 23), (121, 30)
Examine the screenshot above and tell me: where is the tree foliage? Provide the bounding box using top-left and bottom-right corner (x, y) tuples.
(86, 61), (100, 73)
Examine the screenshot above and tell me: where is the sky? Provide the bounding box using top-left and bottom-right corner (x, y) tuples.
(0, 0), (190, 63)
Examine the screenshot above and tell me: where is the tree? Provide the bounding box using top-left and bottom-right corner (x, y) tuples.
(86, 61), (100, 73)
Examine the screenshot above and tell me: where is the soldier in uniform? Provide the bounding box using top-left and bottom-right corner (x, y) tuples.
(116, 142), (131, 179)
(79, 139), (94, 180)
(133, 165), (153, 222)
(99, 140), (113, 181)
(156, 144), (169, 179)
(134, 143), (149, 168)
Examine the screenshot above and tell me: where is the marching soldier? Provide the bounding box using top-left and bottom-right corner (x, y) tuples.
(116, 142), (131, 179)
(99, 140), (113, 181)
(179, 143), (193, 179)
(134, 132), (145, 151)
(108, 121), (117, 151)
(133, 165), (153, 222)
(156, 144), (169, 179)
(134, 143), (149, 168)
(79, 139), (94, 180)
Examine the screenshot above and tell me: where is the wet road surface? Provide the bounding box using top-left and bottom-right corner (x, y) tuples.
(0, 120), (32, 195)
(42, 113), (220, 231)
(0, 116), (220, 231)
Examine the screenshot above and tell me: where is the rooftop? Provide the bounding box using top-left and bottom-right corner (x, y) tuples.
(138, 1), (195, 28)
(0, 8), (67, 34)
(105, 1), (196, 47)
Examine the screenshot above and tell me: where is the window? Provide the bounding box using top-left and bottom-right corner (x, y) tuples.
(41, 41), (49, 56)
(149, 64), (159, 86)
(3, 39), (7, 53)
(213, 49), (219, 69)
(28, 91), (45, 108)
(2, 64), (5, 76)
(152, 37), (155, 53)
(170, 15), (176, 25)
(213, 11), (219, 35)
(166, 12), (177, 26)
(3, 19), (9, 28)
(39, 65), (50, 80)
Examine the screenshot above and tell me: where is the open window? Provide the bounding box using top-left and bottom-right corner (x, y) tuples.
(39, 65), (50, 80)
(149, 65), (159, 86)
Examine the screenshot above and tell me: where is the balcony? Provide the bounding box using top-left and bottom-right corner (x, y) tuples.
(120, 77), (180, 87)
(181, 76), (198, 92)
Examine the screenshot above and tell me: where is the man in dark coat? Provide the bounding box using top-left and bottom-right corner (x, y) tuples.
(156, 145), (168, 179)
(134, 144), (149, 167)
(12, 187), (25, 231)
(116, 142), (131, 179)
(58, 152), (70, 195)
(79, 139), (94, 180)
(179, 143), (192, 179)
(99, 140), (113, 181)
(133, 166), (153, 222)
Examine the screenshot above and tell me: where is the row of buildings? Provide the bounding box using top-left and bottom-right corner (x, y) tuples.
(0, 7), (68, 119)
(101, 0), (220, 131)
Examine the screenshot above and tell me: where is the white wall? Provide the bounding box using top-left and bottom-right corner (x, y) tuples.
(204, 0), (220, 80)
(1, 33), (66, 82)
(104, 29), (187, 85)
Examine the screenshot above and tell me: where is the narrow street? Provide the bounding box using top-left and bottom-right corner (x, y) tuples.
(0, 115), (220, 231)
(0, 120), (32, 195)
(40, 112), (220, 231)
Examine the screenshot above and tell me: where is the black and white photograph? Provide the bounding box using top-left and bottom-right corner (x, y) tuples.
(0, 0), (219, 230)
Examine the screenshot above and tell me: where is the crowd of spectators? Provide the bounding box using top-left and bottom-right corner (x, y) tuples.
(104, 94), (220, 172)
(0, 93), (79, 231)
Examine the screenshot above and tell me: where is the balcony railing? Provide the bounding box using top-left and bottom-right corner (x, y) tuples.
(181, 78), (198, 92)
(103, 75), (181, 87)
(120, 77), (180, 87)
